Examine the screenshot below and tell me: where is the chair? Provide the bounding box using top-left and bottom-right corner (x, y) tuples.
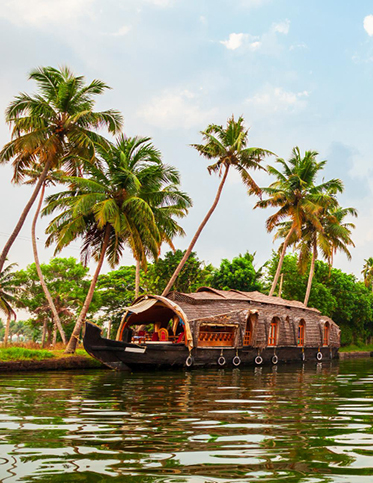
(151, 332), (159, 341)
(158, 328), (169, 341)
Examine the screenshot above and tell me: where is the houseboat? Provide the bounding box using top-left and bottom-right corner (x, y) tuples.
(83, 287), (340, 371)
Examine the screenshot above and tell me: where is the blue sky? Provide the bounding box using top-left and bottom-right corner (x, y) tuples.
(0, 0), (372, 278)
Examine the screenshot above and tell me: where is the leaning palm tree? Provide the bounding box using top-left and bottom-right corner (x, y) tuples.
(256, 147), (343, 296)
(362, 258), (373, 292)
(0, 263), (19, 346)
(43, 135), (180, 353)
(279, 203), (356, 306)
(162, 115), (272, 296)
(0, 66), (123, 273)
(21, 165), (68, 344)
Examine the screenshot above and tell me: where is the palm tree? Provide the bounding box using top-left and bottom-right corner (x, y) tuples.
(0, 66), (123, 273)
(279, 203), (356, 306)
(0, 263), (19, 346)
(162, 115), (272, 296)
(362, 257), (373, 292)
(132, 163), (192, 297)
(256, 147), (343, 296)
(21, 165), (68, 344)
(43, 135), (185, 353)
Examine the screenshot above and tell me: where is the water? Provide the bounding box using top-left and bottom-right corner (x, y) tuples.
(1, 359), (373, 482)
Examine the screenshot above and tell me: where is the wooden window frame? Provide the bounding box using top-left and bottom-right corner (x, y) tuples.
(268, 319), (278, 346)
(298, 321), (305, 347)
(323, 322), (330, 346)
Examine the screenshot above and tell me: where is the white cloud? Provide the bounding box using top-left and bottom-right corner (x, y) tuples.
(272, 19), (290, 35)
(220, 20), (289, 53)
(364, 15), (373, 36)
(138, 89), (218, 130)
(246, 86), (309, 113)
(109, 25), (131, 37)
(0, 0), (94, 26)
(220, 33), (261, 51)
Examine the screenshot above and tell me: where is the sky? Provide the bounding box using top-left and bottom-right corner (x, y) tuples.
(0, 0), (373, 279)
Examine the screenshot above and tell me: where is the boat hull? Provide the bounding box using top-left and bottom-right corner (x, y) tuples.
(84, 322), (339, 371)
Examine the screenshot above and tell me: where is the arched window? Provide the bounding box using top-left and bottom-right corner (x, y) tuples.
(323, 322), (330, 346)
(298, 320), (305, 346)
(244, 314), (257, 346)
(268, 317), (279, 346)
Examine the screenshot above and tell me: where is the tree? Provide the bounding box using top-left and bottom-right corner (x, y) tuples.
(276, 203), (356, 306)
(44, 135), (176, 353)
(0, 66), (123, 272)
(96, 266), (137, 337)
(16, 258), (96, 344)
(301, 205), (356, 305)
(256, 147), (342, 296)
(162, 115), (272, 296)
(28, 168), (68, 343)
(362, 258), (373, 292)
(208, 252), (263, 292)
(98, 137), (191, 298)
(264, 252), (373, 345)
(145, 250), (213, 294)
(0, 263), (19, 345)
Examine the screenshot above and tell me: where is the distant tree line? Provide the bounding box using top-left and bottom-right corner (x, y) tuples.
(2, 250), (373, 346)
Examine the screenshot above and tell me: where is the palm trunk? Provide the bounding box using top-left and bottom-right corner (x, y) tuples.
(0, 159), (52, 273)
(162, 164), (230, 296)
(41, 319), (47, 348)
(4, 313), (11, 346)
(107, 320), (112, 339)
(135, 259), (140, 299)
(269, 226), (294, 296)
(64, 224), (111, 354)
(52, 322), (57, 346)
(304, 240), (317, 306)
(32, 183), (67, 345)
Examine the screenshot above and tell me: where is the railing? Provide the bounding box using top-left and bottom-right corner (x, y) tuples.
(198, 330), (235, 347)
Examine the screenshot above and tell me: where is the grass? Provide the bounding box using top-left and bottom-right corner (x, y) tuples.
(340, 343), (373, 353)
(0, 346), (91, 362)
(0, 347), (55, 361)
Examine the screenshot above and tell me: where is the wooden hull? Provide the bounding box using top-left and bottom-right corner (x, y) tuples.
(84, 322), (339, 371)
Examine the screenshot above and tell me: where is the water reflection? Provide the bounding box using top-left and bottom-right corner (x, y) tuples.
(0, 360), (373, 482)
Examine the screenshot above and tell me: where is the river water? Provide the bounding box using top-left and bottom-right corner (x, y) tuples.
(1, 359), (373, 482)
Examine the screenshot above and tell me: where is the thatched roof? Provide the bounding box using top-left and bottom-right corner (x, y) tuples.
(168, 287), (319, 313)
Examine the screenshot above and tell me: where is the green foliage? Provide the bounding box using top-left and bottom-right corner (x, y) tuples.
(145, 250), (213, 294)
(208, 252), (262, 292)
(0, 66), (123, 182)
(265, 252), (373, 344)
(96, 265), (137, 335)
(0, 347), (54, 361)
(15, 258), (98, 341)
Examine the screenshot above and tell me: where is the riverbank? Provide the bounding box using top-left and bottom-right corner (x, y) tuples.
(0, 347), (104, 372)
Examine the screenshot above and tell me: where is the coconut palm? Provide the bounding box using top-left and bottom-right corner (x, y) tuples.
(0, 66), (123, 273)
(256, 147), (343, 296)
(21, 165), (68, 344)
(43, 135), (185, 353)
(278, 203), (356, 305)
(0, 263), (19, 346)
(162, 115), (272, 296)
(362, 257), (373, 292)
(132, 163), (192, 297)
